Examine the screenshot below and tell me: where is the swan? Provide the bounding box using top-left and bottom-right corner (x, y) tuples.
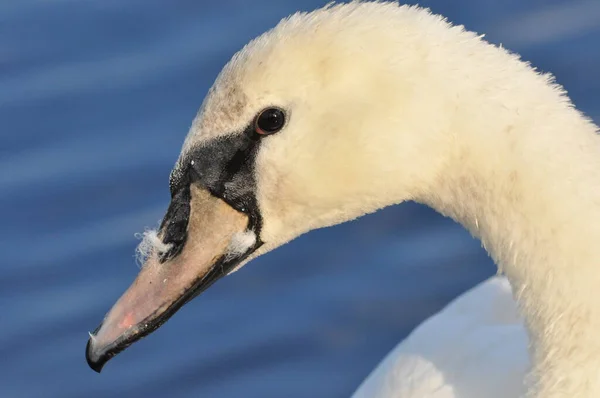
(85, 2), (600, 397)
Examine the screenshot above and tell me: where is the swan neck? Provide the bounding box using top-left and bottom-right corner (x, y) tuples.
(420, 105), (600, 396)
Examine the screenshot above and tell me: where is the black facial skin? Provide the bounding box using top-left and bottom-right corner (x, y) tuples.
(161, 123), (265, 262)
(85, 109), (286, 372)
(162, 106), (287, 262)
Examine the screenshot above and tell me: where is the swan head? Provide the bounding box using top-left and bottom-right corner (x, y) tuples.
(86, 3), (456, 371)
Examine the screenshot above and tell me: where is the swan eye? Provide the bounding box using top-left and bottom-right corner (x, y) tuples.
(255, 108), (285, 135)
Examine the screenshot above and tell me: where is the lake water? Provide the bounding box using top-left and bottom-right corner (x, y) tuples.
(1, 1), (599, 397)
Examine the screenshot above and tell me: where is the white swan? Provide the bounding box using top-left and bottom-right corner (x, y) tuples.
(86, 3), (600, 398)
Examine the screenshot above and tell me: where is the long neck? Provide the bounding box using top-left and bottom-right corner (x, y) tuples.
(417, 71), (600, 396)
(311, 11), (600, 396)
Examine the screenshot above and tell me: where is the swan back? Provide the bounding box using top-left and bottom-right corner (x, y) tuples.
(352, 277), (529, 398)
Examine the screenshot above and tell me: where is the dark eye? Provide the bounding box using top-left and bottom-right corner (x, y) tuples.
(255, 107), (285, 135)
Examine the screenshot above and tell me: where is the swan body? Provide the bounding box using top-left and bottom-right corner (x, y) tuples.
(352, 276), (529, 398)
(87, 2), (600, 397)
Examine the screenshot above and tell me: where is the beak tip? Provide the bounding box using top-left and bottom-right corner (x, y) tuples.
(86, 334), (107, 373)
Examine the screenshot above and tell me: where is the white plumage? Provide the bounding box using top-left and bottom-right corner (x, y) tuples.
(180, 3), (600, 396)
(352, 276), (529, 398)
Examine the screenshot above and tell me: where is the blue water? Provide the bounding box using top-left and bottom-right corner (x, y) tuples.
(1, 1), (598, 397)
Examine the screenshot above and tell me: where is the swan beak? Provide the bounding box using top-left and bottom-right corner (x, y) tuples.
(86, 185), (253, 372)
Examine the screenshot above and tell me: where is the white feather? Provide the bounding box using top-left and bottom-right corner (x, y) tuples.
(134, 229), (172, 266)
